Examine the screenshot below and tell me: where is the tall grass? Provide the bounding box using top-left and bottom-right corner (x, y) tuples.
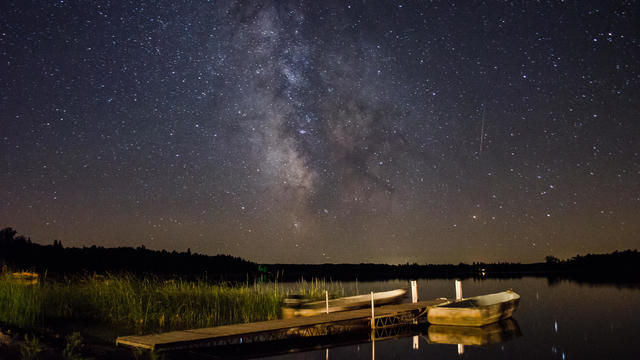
(0, 272), (347, 337)
(0, 272), (43, 328)
(293, 278), (346, 300)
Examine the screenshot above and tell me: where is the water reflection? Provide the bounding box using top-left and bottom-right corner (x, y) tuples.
(426, 319), (522, 346)
(179, 319), (521, 359)
(426, 319), (521, 355)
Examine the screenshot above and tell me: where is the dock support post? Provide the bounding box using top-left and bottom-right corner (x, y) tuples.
(371, 331), (375, 360)
(370, 291), (375, 329)
(455, 280), (463, 300)
(410, 280), (418, 303)
(325, 290), (329, 314)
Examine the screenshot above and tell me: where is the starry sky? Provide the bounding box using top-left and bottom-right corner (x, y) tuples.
(1, 0), (639, 264)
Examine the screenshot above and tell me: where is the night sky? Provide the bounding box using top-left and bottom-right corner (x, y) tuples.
(1, 1), (638, 264)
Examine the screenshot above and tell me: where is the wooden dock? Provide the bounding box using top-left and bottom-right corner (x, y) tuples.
(116, 299), (446, 352)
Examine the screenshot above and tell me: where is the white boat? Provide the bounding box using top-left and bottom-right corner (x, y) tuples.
(282, 289), (407, 318)
(427, 290), (520, 327)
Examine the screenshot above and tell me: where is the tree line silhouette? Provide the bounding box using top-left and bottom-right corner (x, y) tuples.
(1, 227), (638, 283)
(0, 227), (255, 281)
(268, 250), (640, 283)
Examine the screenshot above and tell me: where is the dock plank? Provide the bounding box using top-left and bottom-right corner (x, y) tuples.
(116, 299), (446, 351)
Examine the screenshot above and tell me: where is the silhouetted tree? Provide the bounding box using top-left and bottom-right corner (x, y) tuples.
(545, 255), (560, 264)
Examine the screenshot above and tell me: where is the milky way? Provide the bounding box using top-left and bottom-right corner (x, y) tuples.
(1, 1), (638, 263)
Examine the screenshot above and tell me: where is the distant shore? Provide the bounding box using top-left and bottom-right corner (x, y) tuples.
(2, 227), (639, 284)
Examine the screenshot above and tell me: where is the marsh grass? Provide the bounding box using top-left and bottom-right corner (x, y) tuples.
(0, 272), (43, 328)
(0, 272), (346, 337)
(293, 278), (346, 300)
(20, 334), (43, 360)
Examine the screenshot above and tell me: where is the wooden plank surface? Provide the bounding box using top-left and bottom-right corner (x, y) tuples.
(116, 299), (446, 351)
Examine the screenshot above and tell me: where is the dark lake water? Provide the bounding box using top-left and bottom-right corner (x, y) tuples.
(246, 278), (639, 360)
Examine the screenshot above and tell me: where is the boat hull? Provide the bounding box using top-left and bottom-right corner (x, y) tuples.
(282, 289), (407, 318)
(427, 290), (520, 327)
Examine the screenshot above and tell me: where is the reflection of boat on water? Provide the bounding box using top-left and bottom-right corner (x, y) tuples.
(282, 289), (407, 318)
(427, 290), (520, 326)
(183, 318), (522, 359)
(427, 318), (522, 346)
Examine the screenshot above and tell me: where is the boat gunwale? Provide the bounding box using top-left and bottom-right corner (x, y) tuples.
(288, 289), (407, 309)
(435, 290), (520, 308)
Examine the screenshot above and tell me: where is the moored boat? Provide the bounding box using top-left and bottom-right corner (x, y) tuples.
(427, 290), (520, 327)
(282, 289), (407, 318)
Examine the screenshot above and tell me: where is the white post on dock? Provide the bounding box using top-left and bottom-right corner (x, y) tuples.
(325, 290), (329, 314)
(370, 291), (375, 329)
(410, 280), (418, 303)
(455, 280), (463, 300)
(413, 335), (419, 350)
(458, 344), (464, 355)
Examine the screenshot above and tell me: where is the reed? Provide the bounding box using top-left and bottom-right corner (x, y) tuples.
(42, 275), (286, 334)
(0, 272), (345, 337)
(293, 278), (346, 300)
(0, 272), (43, 328)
